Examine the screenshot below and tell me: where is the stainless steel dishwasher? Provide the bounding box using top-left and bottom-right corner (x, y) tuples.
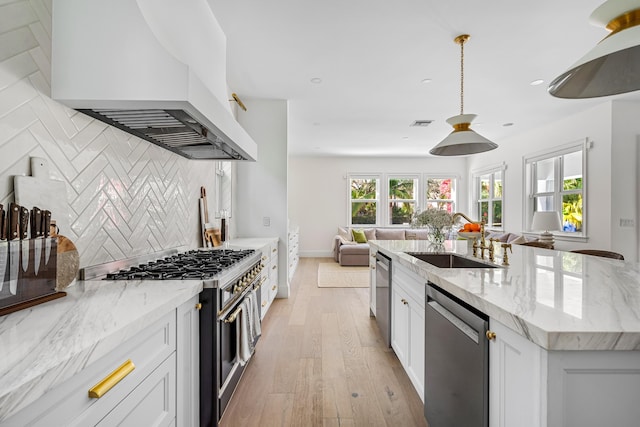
(424, 282), (489, 427)
(375, 252), (391, 348)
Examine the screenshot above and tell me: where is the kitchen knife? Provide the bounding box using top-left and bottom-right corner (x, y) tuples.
(43, 210), (52, 265)
(20, 205), (29, 273)
(0, 204), (6, 292)
(8, 203), (20, 295)
(31, 207), (42, 275)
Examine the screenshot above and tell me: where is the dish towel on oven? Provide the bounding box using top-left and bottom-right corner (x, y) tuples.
(237, 289), (262, 366)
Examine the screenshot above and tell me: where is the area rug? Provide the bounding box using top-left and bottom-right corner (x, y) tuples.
(317, 263), (370, 288)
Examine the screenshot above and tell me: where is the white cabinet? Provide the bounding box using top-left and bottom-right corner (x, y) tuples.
(288, 226), (299, 282)
(369, 248), (376, 316)
(488, 318), (545, 427)
(391, 265), (425, 400)
(257, 239), (279, 318)
(177, 296), (200, 427)
(2, 297), (200, 427)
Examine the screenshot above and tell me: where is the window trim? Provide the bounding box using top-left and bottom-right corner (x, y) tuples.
(347, 174), (381, 227)
(387, 174), (420, 226)
(471, 163), (506, 231)
(522, 138), (589, 241)
(423, 174), (458, 214)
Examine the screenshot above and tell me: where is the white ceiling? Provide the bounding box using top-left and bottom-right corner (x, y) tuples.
(208, 0), (639, 157)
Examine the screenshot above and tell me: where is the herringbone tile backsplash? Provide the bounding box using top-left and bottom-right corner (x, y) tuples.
(0, 0), (218, 268)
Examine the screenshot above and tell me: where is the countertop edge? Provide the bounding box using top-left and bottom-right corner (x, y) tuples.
(0, 280), (202, 422)
(371, 241), (640, 351)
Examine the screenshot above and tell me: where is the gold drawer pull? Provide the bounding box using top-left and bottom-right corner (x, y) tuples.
(89, 360), (136, 398)
(262, 301), (267, 307)
(272, 248), (277, 252)
(195, 303), (202, 310)
(262, 256), (267, 261)
(272, 285), (277, 291)
(401, 298), (408, 305)
(272, 265), (276, 270)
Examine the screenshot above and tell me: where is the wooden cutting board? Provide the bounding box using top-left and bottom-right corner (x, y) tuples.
(14, 157), (71, 237)
(56, 234), (79, 290)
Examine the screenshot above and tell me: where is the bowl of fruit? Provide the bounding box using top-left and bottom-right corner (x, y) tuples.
(457, 222), (482, 240)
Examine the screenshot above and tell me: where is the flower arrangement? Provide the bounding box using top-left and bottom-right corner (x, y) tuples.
(412, 209), (453, 245)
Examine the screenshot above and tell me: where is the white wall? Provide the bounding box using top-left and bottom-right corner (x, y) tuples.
(0, 0), (215, 270)
(235, 99), (290, 295)
(466, 101), (632, 256)
(289, 156), (468, 257)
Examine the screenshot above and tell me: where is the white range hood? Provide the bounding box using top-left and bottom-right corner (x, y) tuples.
(51, 0), (257, 161)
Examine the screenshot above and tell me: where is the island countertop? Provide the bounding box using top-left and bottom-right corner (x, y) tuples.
(0, 278), (202, 422)
(369, 239), (640, 351)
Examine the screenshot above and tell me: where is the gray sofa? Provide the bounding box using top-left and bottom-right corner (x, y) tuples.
(333, 227), (537, 266)
(333, 227), (430, 266)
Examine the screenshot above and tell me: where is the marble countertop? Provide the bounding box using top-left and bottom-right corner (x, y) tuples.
(370, 239), (640, 351)
(0, 278), (202, 422)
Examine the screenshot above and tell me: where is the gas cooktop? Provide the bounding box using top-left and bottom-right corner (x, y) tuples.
(104, 249), (256, 281)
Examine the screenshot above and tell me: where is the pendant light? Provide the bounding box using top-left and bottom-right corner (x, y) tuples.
(430, 34), (497, 156)
(549, 0), (640, 99)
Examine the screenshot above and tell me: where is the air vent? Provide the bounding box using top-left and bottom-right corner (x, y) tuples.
(411, 120), (434, 127)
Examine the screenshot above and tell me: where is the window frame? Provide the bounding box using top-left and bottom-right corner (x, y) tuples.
(423, 175), (457, 214)
(471, 163), (506, 231)
(387, 174), (420, 226)
(523, 139), (588, 241)
(347, 174), (381, 227)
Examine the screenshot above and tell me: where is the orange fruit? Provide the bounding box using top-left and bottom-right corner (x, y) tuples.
(470, 223), (481, 232)
(463, 223), (473, 231)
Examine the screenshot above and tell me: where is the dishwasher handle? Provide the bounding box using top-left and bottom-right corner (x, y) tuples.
(427, 300), (480, 344)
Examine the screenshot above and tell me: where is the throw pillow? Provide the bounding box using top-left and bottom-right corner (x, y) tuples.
(352, 229), (368, 243)
(338, 226), (352, 241)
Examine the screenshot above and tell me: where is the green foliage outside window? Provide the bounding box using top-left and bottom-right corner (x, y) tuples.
(562, 178), (582, 232)
(351, 179), (377, 224)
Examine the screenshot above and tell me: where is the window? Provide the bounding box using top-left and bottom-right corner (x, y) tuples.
(346, 174), (457, 226)
(424, 177), (456, 213)
(524, 141), (586, 236)
(472, 166), (504, 228)
(388, 176), (418, 225)
(349, 175), (379, 226)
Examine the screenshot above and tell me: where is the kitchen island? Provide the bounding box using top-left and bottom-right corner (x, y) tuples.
(0, 278), (202, 425)
(370, 239), (640, 427)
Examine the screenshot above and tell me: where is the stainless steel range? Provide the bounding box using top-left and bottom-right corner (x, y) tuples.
(83, 247), (265, 427)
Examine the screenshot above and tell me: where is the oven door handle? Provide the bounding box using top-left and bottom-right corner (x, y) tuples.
(223, 305), (243, 323)
(255, 275), (267, 290)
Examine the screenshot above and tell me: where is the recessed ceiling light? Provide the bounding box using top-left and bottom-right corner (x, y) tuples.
(421, 78), (433, 84)
(530, 79), (544, 86)
(402, 136), (409, 140)
(503, 122), (514, 127)
(310, 77), (322, 84)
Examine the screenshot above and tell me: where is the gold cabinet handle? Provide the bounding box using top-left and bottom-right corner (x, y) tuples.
(401, 298), (408, 305)
(272, 248), (277, 252)
(262, 301), (267, 307)
(272, 265), (276, 270)
(262, 255), (267, 261)
(486, 330), (497, 341)
(89, 360), (136, 398)
(195, 303), (202, 310)
(272, 285), (277, 291)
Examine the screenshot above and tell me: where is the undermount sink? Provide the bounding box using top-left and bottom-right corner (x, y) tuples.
(406, 253), (498, 269)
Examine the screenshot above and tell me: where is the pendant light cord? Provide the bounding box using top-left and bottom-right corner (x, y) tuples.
(460, 38), (464, 115)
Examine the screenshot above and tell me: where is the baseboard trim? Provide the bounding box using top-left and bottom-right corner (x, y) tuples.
(299, 250), (333, 258)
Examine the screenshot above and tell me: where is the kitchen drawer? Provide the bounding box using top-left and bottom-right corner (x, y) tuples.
(95, 353), (176, 427)
(3, 311), (176, 427)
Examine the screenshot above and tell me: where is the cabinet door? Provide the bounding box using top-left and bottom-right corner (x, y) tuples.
(489, 319), (545, 427)
(407, 301), (425, 401)
(369, 250), (376, 316)
(391, 285), (409, 366)
(97, 353), (176, 427)
(177, 297), (200, 427)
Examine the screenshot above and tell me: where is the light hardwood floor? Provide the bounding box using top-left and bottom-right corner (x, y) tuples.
(219, 257), (429, 427)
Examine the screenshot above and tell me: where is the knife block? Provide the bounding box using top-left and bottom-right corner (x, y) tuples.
(0, 238), (65, 316)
